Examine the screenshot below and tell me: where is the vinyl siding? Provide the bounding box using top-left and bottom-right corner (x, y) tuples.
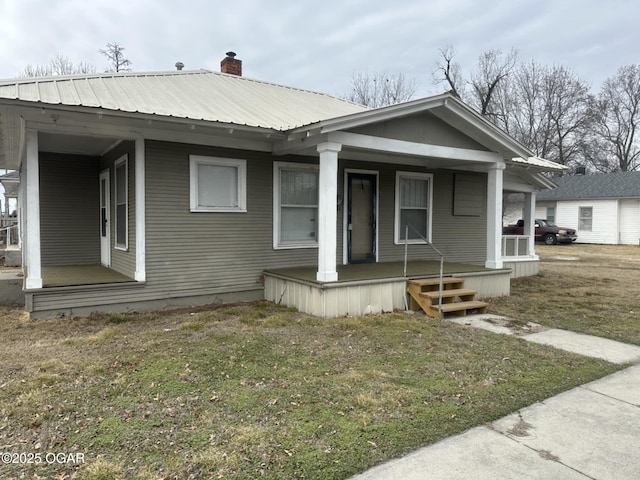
(144, 141), (318, 298)
(618, 199), (640, 245)
(556, 199), (619, 244)
(351, 112), (489, 151)
(39, 153), (100, 265)
(143, 143), (487, 299)
(32, 140), (490, 313)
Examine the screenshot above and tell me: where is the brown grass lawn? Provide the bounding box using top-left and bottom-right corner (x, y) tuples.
(0, 245), (634, 479)
(490, 243), (640, 344)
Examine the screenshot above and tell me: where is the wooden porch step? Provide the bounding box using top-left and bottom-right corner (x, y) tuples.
(420, 288), (477, 300)
(408, 277), (463, 288)
(439, 300), (489, 316)
(407, 276), (489, 318)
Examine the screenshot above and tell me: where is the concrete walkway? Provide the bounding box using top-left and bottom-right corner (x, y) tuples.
(350, 316), (640, 480)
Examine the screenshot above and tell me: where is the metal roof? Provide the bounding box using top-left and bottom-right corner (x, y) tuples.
(0, 70), (369, 131)
(510, 155), (567, 171)
(537, 171), (640, 201)
(0, 69), (566, 177)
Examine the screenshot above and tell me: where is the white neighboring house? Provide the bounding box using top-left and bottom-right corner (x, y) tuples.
(536, 172), (640, 245)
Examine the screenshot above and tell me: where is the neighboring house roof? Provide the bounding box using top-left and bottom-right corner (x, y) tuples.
(537, 172), (640, 201)
(0, 70), (369, 131)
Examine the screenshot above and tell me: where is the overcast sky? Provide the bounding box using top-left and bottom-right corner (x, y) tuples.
(0, 0), (638, 98)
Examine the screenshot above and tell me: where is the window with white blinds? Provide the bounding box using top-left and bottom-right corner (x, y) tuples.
(395, 171), (433, 243)
(273, 162), (319, 249)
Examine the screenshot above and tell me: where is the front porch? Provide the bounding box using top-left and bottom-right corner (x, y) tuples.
(41, 264), (135, 288)
(264, 260), (512, 318)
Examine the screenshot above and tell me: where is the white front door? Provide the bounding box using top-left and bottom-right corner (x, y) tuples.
(99, 170), (111, 266)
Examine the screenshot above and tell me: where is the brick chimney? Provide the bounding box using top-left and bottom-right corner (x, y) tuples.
(220, 51), (242, 76)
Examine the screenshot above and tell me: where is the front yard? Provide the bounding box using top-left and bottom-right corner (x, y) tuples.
(0, 243), (636, 479)
(490, 243), (640, 345)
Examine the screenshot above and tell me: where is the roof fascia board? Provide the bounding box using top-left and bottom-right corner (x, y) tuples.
(430, 100), (534, 160)
(289, 93), (541, 163)
(1, 99), (282, 137)
(26, 117), (275, 154)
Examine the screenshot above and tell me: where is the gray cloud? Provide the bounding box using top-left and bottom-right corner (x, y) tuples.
(1, 0), (638, 97)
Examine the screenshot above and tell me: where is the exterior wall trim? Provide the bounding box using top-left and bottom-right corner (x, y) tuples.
(134, 138), (146, 281)
(342, 168), (379, 265)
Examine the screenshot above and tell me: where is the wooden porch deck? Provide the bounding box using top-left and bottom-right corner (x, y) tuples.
(41, 265), (135, 288)
(265, 260), (491, 284)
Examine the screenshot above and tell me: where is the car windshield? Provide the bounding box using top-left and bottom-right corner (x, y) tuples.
(537, 219), (557, 227)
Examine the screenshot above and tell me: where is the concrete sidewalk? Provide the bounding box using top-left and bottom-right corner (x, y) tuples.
(350, 317), (640, 480)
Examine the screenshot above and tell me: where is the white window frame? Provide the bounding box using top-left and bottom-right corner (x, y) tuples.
(189, 155), (247, 213)
(578, 206), (593, 231)
(394, 171), (433, 244)
(114, 155), (128, 251)
(273, 161), (319, 250)
(546, 206), (556, 224)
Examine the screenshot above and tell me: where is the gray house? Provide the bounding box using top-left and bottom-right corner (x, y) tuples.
(0, 53), (563, 318)
(536, 172), (640, 245)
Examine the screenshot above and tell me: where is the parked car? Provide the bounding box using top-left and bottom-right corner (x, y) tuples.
(502, 219), (577, 245)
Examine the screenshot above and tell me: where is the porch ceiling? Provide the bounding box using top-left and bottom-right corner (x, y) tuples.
(38, 132), (122, 156)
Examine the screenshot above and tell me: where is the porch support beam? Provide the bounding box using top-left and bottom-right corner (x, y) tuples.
(24, 129), (42, 289)
(523, 192), (538, 257)
(316, 142), (341, 282)
(486, 162), (505, 269)
(134, 137), (146, 282)
(275, 131), (503, 164)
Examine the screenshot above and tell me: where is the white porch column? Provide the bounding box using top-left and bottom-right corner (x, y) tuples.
(316, 142), (341, 282)
(134, 137), (146, 282)
(24, 130), (42, 289)
(523, 191), (537, 257)
(486, 162), (505, 269)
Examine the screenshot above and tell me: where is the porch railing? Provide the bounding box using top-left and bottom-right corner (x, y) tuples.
(403, 223), (445, 319)
(501, 235), (533, 259)
(0, 222), (19, 247)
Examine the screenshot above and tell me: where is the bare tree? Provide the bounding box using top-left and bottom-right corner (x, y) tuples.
(347, 70), (416, 107)
(469, 49), (518, 118)
(542, 65), (593, 168)
(433, 45), (464, 98)
(99, 42), (132, 72)
(19, 54), (96, 77)
(591, 64), (640, 172)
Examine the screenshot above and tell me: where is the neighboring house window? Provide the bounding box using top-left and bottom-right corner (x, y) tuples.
(189, 155), (247, 212)
(273, 162), (319, 249)
(546, 207), (555, 224)
(115, 155), (128, 250)
(579, 206), (593, 231)
(395, 171), (433, 243)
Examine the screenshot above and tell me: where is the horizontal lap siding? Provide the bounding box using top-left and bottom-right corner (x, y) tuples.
(144, 141), (317, 298)
(557, 200), (618, 244)
(619, 199), (640, 245)
(34, 141), (491, 313)
(39, 153), (100, 266)
(352, 163), (486, 265)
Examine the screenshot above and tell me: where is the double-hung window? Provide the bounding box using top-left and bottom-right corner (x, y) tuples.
(114, 155), (128, 250)
(273, 162), (319, 249)
(578, 206), (592, 231)
(189, 155), (247, 212)
(546, 207), (556, 224)
(395, 171), (433, 243)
